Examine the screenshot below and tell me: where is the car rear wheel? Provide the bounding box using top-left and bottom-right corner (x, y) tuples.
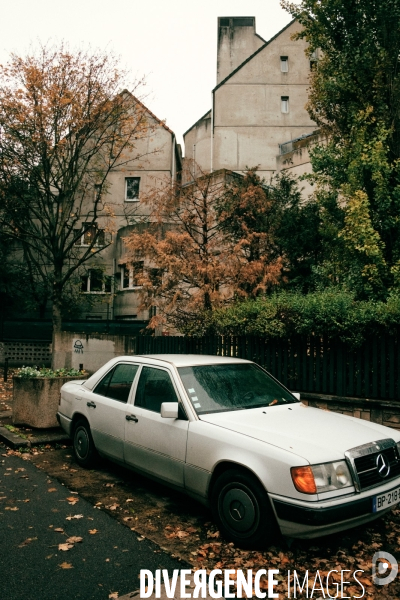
(211, 469), (278, 548)
(73, 418), (97, 468)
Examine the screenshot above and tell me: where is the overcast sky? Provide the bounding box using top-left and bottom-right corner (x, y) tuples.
(0, 0), (292, 152)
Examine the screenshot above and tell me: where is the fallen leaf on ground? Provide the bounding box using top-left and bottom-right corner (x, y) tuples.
(18, 537), (37, 548)
(66, 514), (83, 520)
(207, 530), (220, 538)
(48, 488), (57, 493)
(59, 562), (73, 569)
(109, 504), (119, 511)
(5, 507), (18, 511)
(58, 543), (74, 551)
(54, 528), (64, 533)
(88, 529), (98, 534)
(66, 536), (82, 544)
(109, 593), (119, 599)
(176, 531), (189, 539)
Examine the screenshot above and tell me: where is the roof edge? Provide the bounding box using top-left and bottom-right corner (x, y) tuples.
(183, 109), (212, 138)
(213, 18), (297, 93)
(120, 89), (175, 135)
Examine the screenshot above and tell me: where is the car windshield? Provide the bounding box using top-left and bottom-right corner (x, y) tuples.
(177, 363), (299, 415)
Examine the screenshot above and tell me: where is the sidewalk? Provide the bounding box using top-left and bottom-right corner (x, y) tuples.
(0, 451), (188, 600)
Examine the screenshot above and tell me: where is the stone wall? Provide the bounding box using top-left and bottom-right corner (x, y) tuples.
(52, 331), (133, 372)
(302, 393), (400, 431)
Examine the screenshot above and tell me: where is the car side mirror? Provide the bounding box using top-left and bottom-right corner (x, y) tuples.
(292, 392), (301, 401)
(161, 402), (179, 419)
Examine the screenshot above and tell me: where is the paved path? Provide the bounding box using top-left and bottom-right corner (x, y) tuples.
(0, 453), (186, 600)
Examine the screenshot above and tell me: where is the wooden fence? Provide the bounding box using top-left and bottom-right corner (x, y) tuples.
(132, 335), (400, 401)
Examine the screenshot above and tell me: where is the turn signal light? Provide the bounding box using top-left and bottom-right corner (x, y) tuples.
(291, 466), (317, 494)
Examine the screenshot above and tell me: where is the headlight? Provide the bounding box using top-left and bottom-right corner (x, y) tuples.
(291, 460), (353, 494)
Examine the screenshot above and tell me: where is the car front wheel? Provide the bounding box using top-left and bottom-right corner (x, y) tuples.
(211, 469), (278, 548)
(73, 418), (97, 468)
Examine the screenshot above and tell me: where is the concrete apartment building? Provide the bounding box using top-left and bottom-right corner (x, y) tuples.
(57, 17), (317, 324)
(183, 18), (318, 192)
(57, 95), (182, 324)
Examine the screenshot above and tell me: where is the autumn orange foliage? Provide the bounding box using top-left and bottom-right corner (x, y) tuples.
(123, 165), (282, 333)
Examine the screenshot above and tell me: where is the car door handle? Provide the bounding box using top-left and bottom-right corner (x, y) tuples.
(86, 401), (96, 408)
(126, 414), (138, 423)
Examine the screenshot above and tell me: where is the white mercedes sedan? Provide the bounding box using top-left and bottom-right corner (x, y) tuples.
(57, 354), (400, 547)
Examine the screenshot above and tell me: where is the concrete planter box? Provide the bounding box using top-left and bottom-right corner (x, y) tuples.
(13, 376), (86, 429)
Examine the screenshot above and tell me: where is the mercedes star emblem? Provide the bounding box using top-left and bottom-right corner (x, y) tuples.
(376, 453), (391, 478)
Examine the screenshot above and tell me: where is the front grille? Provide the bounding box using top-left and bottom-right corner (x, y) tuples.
(345, 439), (400, 492)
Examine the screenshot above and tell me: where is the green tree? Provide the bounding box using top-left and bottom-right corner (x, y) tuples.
(283, 0), (400, 298)
(0, 43), (151, 366)
(217, 168), (322, 292)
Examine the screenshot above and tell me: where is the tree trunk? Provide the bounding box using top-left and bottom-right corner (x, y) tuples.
(51, 300), (64, 370)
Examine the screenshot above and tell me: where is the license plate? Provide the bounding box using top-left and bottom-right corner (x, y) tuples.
(372, 485), (400, 512)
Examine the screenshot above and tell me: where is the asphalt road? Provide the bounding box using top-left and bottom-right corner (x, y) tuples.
(0, 453), (186, 600)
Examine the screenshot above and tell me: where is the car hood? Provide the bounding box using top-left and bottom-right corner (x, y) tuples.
(199, 403), (397, 464)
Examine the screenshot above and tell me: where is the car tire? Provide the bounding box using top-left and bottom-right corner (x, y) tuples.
(211, 468), (279, 549)
(73, 418), (98, 468)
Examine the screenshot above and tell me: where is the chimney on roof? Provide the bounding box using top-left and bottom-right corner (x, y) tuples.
(217, 17), (262, 85)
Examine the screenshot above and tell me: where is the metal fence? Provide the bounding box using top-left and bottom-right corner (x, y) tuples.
(132, 334), (400, 401)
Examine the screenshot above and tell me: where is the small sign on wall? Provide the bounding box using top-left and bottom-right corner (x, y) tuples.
(73, 339), (84, 354)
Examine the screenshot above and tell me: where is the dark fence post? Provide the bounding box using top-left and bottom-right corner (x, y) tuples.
(4, 358), (9, 382)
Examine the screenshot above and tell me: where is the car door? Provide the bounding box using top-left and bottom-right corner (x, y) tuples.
(84, 362), (139, 462)
(124, 365), (189, 487)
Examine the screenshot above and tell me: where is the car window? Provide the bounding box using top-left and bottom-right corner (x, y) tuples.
(178, 363), (299, 415)
(134, 366), (178, 413)
(94, 363), (139, 403)
(94, 367), (114, 397)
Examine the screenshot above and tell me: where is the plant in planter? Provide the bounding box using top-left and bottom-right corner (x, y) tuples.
(13, 366), (87, 429)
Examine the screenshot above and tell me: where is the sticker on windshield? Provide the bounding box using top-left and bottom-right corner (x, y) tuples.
(188, 388), (195, 394)
(191, 396), (199, 402)
(194, 403), (201, 408)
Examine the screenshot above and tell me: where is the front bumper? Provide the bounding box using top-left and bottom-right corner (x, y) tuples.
(271, 478), (400, 538)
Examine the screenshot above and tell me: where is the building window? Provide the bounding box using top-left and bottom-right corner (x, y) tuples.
(81, 269), (111, 293)
(310, 50), (318, 70)
(120, 261), (144, 289)
(281, 96), (289, 114)
(74, 224), (106, 246)
(125, 177), (140, 201)
(94, 184), (102, 201)
(280, 56), (288, 73)
(148, 268), (163, 287)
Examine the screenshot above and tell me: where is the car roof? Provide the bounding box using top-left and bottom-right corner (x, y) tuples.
(136, 354), (252, 367)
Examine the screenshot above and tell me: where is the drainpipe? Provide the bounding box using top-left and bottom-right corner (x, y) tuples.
(211, 90), (214, 172)
(111, 257), (116, 320)
(171, 134), (176, 183)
